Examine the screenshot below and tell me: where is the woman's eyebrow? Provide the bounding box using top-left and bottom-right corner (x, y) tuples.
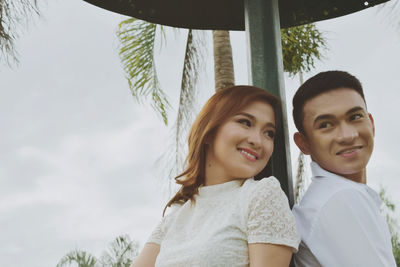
(236, 112), (254, 119)
(236, 112), (275, 129)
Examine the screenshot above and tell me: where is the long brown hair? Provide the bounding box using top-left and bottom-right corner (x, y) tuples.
(164, 85), (280, 214)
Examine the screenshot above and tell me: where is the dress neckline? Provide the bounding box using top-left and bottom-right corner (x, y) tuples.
(197, 179), (243, 198)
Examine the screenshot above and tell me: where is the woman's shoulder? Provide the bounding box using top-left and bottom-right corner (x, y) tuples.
(163, 202), (185, 218)
(242, 176), (282, 193)
(241, 177), (287, 208)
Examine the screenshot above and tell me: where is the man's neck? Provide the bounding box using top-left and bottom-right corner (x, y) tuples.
(340, 169), (367, 184)
(311, 161), (367, 184)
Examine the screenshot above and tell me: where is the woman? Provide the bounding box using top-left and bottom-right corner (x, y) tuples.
(133, 85), (299, 267)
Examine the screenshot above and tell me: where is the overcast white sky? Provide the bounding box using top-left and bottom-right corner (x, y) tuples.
(1, 1), (399, 266)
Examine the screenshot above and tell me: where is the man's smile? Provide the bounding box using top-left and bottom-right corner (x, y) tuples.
(336, 145), (363, 158)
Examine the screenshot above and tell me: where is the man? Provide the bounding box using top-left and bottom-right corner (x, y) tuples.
(291, 70), (396, 267)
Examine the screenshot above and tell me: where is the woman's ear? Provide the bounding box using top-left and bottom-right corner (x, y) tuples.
(204, 131), (215, 146)
(294, 132), (311, 155)
(204, 136), (211, 146)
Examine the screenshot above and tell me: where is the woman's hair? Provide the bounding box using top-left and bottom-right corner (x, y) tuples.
(164, 85), (280, 214)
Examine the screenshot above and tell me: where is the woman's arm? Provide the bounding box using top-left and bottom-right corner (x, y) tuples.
(130, 243), (160, 267)
(249, 243), (293, 267)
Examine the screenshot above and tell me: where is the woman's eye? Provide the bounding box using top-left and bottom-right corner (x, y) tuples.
(237, 119), (251, 127)
(318, 121), (333, 129)
(264, 130), (275, 139)
(350, 113), (363, 121)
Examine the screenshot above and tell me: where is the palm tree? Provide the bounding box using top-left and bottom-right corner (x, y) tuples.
(0, 0), (40, 65)
(379, 187), (400, 265)
(293, 72), (308, 204)
(57, 235), (139, 267)
(56, 250), (97, 267)
(212, 30), (235, 90)
(117, 21), (326, 124)
(117, 20), (327, 180)
(98, 235), (139, 267)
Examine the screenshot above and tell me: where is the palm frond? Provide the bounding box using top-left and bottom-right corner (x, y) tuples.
(99, 235), (139, 267)
(0, 0), (39, 65)
(56, 250), (97, 267)
(379, 187), (400, 265)
(281, 23), (327, 77)
(380, 186), (396, 212)
(157, 29), (207, 188)
(117, 18), (170, 125)
(174, 29), (206, 169)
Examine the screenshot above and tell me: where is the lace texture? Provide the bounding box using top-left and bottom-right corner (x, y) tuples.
(247, 178), (299, 249)
(147, 177), (300, 267)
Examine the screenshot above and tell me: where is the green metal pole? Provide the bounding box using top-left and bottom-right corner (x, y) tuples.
(244, 0), (294, 207)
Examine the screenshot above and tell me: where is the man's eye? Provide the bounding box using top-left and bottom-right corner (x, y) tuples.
(319, 121), (333, 129)
(350, 113), (363, 121)
(238, 119), (251, 127)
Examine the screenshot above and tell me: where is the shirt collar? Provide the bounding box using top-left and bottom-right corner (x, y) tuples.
(310, 161), (382, 207)
(197, 179), (242, 198)
(311, 161), (344, 180)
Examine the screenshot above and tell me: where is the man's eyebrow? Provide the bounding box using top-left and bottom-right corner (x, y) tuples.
(345, 106), (366, 115)
(313, 114), (335, 127)
(236, 112), (276, 129)
(313, 106), (367, 126)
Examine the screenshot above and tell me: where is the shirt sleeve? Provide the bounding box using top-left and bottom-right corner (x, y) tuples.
(146, 207), (177, 245)
(146, 216), (167, 245)
(247, 177), (300, 251)
(307, 189), (396, 267)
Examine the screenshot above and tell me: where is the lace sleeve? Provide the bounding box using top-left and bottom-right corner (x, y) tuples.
(146, 216), (167, 245)
(146, 205), (179, 245)
(247, 177), (300, 251)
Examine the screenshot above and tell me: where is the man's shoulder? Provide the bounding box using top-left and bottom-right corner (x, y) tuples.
(295, 176), (361, 210)
(292, 177), (371, 240)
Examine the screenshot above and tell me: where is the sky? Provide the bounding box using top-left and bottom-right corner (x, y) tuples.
(1, 0), (399, 266)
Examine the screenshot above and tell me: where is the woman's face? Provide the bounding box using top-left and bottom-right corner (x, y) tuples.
(205, 101), (276, 185)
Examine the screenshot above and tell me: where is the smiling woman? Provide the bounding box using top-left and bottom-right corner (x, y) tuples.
(205, 101), (276, 185)
(132, 85), (300, 267)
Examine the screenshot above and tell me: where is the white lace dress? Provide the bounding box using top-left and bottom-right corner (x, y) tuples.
(147, 177), (300, 267)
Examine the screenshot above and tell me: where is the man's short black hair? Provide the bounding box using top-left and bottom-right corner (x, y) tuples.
(292, 70), (366, 134)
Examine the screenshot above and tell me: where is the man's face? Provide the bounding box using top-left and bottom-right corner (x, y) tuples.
(294, 88), (375, 183)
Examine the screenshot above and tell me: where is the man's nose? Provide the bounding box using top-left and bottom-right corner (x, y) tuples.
(335, 122), (358, 144)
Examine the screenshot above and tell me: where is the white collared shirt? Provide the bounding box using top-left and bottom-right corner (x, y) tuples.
(292, 162), (396, 267)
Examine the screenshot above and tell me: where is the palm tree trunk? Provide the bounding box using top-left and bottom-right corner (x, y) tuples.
(212, 30), (235, 91)
(294, 71), (306, 204)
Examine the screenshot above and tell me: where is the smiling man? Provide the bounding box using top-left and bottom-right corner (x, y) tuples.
(291, 71), (396, 267)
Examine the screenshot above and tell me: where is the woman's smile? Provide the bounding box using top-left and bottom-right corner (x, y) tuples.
(238, 147), (259, 162)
